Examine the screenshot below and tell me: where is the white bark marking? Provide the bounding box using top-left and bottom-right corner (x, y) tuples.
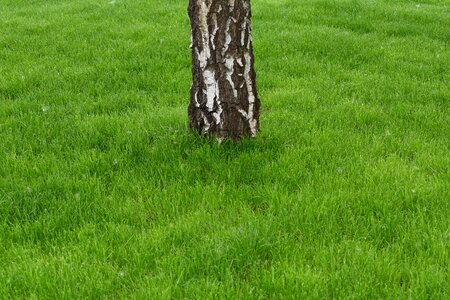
(237, 108), (248, 118)
(240, 20), (247, 46)
(203, 68), (219, 112)
(212, 104), (223, 125)
(210, 14), (218, 50)
(242, 0), (249, 10)
(225, 57), (238, 98)
(194, 90), (200, 107)
(196, 0), (211, 69)
(196, 48), (208, 70)
(197, 0), (211, 34)
(243, 51), (257, 136)
(222, 18), (232, 56)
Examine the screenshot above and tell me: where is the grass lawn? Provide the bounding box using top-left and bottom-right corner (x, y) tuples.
(1, 0), (449, 298)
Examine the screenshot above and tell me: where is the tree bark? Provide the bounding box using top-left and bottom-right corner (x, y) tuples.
(188, 0), (260, 141)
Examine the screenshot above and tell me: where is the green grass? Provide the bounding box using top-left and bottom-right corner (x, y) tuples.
(1, 0), (449, 298)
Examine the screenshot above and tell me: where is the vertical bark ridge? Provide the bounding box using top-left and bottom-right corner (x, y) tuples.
(188, 0), (260, 140)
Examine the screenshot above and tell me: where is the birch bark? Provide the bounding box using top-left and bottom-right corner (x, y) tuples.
(188, 0), (260, 140)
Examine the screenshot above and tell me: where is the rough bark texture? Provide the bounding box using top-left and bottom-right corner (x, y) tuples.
(188, 0), (260, 141)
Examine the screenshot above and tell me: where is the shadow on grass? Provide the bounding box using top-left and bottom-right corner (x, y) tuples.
(122, 128), (286, 188)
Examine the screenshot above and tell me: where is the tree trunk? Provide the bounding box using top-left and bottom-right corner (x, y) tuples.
(188, 0), (260, 141)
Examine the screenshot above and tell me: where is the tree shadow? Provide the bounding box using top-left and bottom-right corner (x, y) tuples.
(121, 127), (286, 189)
